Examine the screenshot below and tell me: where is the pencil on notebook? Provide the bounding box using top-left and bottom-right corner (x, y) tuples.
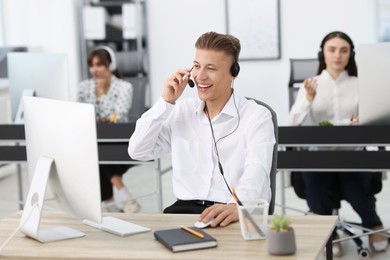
(181, 226), (204, 239)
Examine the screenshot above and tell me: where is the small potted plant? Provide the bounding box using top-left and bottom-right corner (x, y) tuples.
(267, 215), (296, 255)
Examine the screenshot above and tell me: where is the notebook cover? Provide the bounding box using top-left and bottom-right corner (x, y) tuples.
(154, 227), (217, 252)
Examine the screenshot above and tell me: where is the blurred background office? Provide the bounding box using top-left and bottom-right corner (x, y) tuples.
(1, 0), (388, 125)
(1, 1), (390, 258)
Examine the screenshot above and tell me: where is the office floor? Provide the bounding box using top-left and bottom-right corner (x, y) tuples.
(1, 161), (390, 259)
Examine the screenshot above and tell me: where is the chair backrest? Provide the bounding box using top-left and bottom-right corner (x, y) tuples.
(115, 51), (148, 122)
(246, 97), (278, 215)
(288, 58), (318, 109)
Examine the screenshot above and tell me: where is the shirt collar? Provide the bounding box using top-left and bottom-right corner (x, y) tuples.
(194, 91), (239, 118)
(321, 70), (349, 82)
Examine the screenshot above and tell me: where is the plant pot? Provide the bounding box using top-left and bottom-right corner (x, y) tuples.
(267, 227), (296, 255)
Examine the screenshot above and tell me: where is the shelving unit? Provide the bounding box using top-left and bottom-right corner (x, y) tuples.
(80, 0), (147, 78)
(79, 0), (148, 122)
(83, 0), (146, 51)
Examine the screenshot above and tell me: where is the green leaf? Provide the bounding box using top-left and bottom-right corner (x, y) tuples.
(271, 215), (293, 232)
(319, 120), (333, 126)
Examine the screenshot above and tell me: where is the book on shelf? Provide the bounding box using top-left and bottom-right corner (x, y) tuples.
(154, 226), (217, 252)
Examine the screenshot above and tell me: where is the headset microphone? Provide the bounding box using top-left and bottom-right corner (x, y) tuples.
(187, 66), (195, 88)
(188, 78), (195, 88)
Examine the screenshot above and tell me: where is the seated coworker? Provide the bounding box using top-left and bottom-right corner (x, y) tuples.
(78, 46), (140, 213)
(128, 31), (275, 227)
(288, 31), (388, 256)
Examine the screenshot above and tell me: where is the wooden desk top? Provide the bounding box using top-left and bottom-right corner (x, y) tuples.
(0, 211), (337, 259)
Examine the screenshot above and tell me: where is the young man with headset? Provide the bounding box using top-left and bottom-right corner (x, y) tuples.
(128, 31), (275, 227)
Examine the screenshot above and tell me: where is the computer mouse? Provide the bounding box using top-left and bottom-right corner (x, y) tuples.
(194, 220), (213, 229)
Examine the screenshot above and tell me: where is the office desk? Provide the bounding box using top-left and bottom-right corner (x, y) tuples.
(3, 124), (390, 166)
(4, 124), (390, 168)
(278, 126), (390, 171)
(0, 123), (138, 164)
(0, 124), (161, 211)
(2, 124), (390, 212)
(277, 125), (390, 216)
(0, 211), (337, 259)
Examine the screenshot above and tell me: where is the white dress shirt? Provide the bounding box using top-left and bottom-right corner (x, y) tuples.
(128, 93), (275, 204)
(288, 70), (358, 126)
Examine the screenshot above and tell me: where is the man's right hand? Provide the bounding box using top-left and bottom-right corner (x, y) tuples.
(162, 68), (191, 104)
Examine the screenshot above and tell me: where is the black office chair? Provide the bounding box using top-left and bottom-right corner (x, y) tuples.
(115, 50), (148, 122)
(287, 58), (388, 258)
(288, 58), (318, 109)
(246, 97), (278, 215)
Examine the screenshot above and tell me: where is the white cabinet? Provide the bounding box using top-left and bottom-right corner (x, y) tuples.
(80, 0), (147, 79)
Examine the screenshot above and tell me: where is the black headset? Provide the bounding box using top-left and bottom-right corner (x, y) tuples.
(230, 61), (240, 77)
(189, 60), (240, 88)
(189, 61), (240, 88)
(188, 36), (240, 87)
(229, 36), (240, 77)
(317, 31), (355, 66)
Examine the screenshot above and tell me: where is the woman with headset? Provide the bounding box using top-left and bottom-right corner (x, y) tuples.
(288, 31), (387, 256)
(77, 46), (140, 213)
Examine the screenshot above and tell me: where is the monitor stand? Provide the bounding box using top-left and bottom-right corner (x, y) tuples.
(20, 156), (85, 243)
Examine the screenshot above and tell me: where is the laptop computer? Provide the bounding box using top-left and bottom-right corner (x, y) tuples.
(357, 42), (390, 125)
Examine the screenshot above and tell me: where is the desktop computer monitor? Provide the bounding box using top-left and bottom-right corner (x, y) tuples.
(357, 42), (390, 125)
(0, 46), (27, 78)
(21, 96), (101, 242)
(21, 96), (150, 243)
(7, 53), (70, 123)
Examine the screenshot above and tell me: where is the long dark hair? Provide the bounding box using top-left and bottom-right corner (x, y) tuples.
(317, 31), (357, 76)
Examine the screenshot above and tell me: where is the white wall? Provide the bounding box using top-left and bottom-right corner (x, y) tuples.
(146, 0), (378, 125)
(145, 0), (227, 105)
(1, 0), (81, 101)
(0, 1), (4, 46)
(0, 0), (379, 125)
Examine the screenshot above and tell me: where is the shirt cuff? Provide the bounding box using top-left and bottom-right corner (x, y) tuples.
(159, 96), (175, 108)
(148, 97), (175, 119)
(300, 96), (312, 109)
(228, 198), (237, 205)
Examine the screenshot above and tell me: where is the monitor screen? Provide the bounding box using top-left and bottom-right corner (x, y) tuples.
(21, 96), (150, 243)
(7, 53), (70, 123)
(357, 42), (390, 125)
(0, 46), (27, 78)
(21, 96), (101, 242)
